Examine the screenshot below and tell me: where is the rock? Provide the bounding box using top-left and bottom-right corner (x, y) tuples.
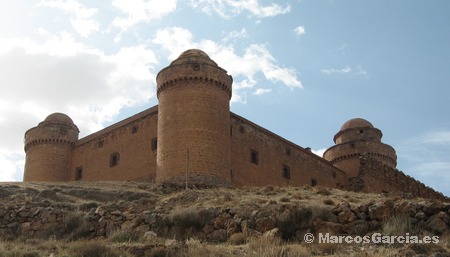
(338, 209), (357, 224)
(203, 224), (214, 234)
(228, 232), (246, 245)
(255, 217), (275, 233)
(398, 243), (447, 257)
(143, 231), (157, 239)
(121, 218), (139, 230)
(263, 228), (281, 239)
(213, 213), (229, 230)
(165, 239), (178, 247)
(95, 207), (105, 217)
(437, 211), (449, 224)
(423, 201), (446, 216)
(393, 201), (417, 216)
(368, 201), (393, 221)
(207, 229), (228, 242)
(426, 214), (449, 235)
(415, 211), (427, 220)
(341, 220), (368, 236)
(313, 219), (342, 235)
(226, 219), (240, 234)
(36, 190), (58, 200)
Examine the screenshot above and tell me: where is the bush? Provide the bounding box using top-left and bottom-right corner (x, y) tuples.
(323, 199), (335, 206)
(315, 187), (331, 196)
(109, 230), (140, 243)
(79, 201), (98, 211)
(276, 207), (312, 241)
(169, 207), (209, 230)
(36, 212), (92, 241)
(228, 233), (247, 245)
(383, 213), (415, 236)
(69, 241), (126, 257)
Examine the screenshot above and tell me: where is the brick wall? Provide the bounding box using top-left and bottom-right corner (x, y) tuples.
(350, 156), (447, 201)
(156, 82), (231, 186)
(70, 107), (158, 182)
(230, 114), (347, 188)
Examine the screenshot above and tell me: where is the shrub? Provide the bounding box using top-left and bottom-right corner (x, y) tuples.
(315, 187), (331, 196)
(382, 213), (415, 236)
(109, 230), (140, 243)
(323, 199), (335, 206)
(169, 207), (208, 230)
(276, 207), (312, 241)
(37, 212), (92, 241)
(69, 241), (126, 257)
(228, 233), (247, 245)
(147, 247), (170, 257)
(78, 201), (98, 211)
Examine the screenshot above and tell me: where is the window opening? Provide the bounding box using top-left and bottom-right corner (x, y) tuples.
(110, 152), (120, 167)
(250, 149), (259, 165)
(75, 166), (83, 180)
(282, 165), (291, 179)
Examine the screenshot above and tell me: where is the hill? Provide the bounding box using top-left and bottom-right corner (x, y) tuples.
(0, 181), (449, 257)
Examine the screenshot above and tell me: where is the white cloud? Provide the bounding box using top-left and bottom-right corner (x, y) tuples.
(0, 33), (158, 181)
(38, 0), (100, 37)
(294, 26), (305, 36)
(112, 0), (177, 30)
(253, 88), (272, 95)
(420, 131), (450, 145)
(152, 27), (302, 103)
(190, 0), (290, 19)
(321, 65), (368, 76)
(396, 130), (450, 196)
(223, 28), (248, 42)
(0, 150), (24, 181)
(312, 148), (326, 157)
(321, 66), (351, 75)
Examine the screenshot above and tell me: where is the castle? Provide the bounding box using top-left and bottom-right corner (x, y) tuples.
(23, 49), (447, 201)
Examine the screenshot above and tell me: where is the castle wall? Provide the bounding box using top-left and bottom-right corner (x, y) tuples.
(230, 114), (347, 188)
(24, 143), (72, 181)
(156, 81), (231, 186)
(70, 107), (158, 182)
(351, 156), (447, 201)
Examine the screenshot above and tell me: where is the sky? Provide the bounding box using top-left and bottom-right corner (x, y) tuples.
(0, 0), (449, 196)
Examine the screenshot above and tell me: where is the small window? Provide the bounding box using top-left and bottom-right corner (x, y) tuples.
(98, 139), (104, 148)
(75, 166), (83, 180)
(110, 152), (120, 167)
(332, 171), (337, 179)
(250, 149), (259, 165)
(151, 138), (158, 151)
(282, 165), (291, 179)
(239, 126), (245, 133)
(311, 178), (318, 187)
(359, 130), (364, 134)
(131, 126), (138, 134)
(286, 148), (291, 156)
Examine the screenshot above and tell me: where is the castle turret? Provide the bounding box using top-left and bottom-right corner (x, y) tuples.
(323, 118), (397, 177)
(24, 113), (79, 181)
(156, 49), (233, 186)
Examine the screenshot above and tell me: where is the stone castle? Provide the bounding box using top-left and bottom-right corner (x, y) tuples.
(23, 49), (447, 201)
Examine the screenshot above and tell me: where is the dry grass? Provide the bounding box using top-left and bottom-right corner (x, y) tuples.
(0, 181), (448, 257)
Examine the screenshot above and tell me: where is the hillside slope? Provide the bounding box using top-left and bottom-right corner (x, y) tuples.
(0, 181), (449, 257)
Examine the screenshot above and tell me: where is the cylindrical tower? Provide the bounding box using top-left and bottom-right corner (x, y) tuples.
(24, 113), (79, 181)
(323, 118), (397, 177)
(156, 49), (232, 186)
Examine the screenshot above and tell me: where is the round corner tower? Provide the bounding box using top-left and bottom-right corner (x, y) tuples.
(323, 118), (397, 177)
(156, 49), (233, 187)
(24, 113), (79, 182)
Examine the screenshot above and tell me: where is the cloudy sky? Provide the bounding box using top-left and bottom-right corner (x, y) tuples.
(0, 1), (449, 196)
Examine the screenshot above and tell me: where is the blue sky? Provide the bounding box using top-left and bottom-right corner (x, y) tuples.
(0, 0), (449, 196)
